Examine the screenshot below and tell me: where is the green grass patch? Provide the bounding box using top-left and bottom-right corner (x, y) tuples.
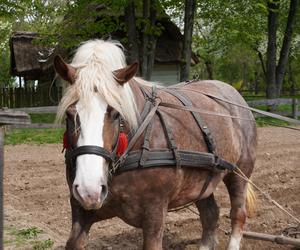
(5, 128), (64, 145)
(255, 117), (290, 127)
(243, 95), (266, 101)
(4, 227), (54, 250)
(32, 239), (54, 250)
(29, 113), (57, 124)
(13, 227), (43, 239)
(277, 104), (295, 112)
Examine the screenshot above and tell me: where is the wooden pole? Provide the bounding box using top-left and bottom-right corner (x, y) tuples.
(0, 109), (30, 250)
(243, 231), (300, 247)
(292, 98), (298, 119)
(0, 127), (3, 250)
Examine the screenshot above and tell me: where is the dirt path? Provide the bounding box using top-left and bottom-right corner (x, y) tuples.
(3, 127), (300, 249)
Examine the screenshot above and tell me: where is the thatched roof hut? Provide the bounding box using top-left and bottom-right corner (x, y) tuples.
(10, 31), (55, 80)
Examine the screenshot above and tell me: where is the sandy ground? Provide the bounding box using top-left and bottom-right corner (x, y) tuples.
(3, 126), (300, 249)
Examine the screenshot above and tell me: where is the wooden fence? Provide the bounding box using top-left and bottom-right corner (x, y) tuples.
(0, 86), (62, 108)
(7, 97), (299, 129)
(247, 98), (299, 119)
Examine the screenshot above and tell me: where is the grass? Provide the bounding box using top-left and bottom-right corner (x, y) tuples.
(255, 117), (290, 127)
(29, 113), (57, 124)
(5, 112), (64, 145)
(13, 227), (43, 239)
(5, 128), (64, 145)
(255, 104), (296, 112)
(4, 226), (54, 250)
(32, 239), (54, 250)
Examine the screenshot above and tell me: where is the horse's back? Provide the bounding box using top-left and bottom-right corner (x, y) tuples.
(158, 80), (257, 163)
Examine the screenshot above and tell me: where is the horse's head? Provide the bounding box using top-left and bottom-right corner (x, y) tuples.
(54, 41), (138, 210)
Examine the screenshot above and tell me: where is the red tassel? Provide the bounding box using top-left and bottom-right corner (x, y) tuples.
(117, 132), (128, 157)
(63, 131), (70, 152)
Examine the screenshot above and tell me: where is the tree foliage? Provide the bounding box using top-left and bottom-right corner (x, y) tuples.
(0, 0), (299, 96)
(183, 0), (300, 96)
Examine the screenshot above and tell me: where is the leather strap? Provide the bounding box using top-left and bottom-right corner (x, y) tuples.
(163, 88), (216, 153)
(162, 88), (216, 197)
(113, 98), (161, 170)
(156, 110), (181, 168)
(70, 145), (113, 162)
(116, 150), (235, 173)
(139, 117), (154, 166)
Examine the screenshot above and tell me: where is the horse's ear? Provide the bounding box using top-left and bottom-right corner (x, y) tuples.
(113, 62), (139, 85)
(54, 55), (76, 84)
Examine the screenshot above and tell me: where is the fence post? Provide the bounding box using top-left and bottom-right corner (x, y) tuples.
(292, 98), (298, 119)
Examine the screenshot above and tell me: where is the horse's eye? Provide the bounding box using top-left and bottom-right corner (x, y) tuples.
(110, 111), (119, 120)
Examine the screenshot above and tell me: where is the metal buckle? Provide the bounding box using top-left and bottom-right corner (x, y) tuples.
(110, 153), (128, 174)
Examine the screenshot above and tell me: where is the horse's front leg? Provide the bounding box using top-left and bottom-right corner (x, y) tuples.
(66, 198), (93, 250)
(142, 201), (168, 250)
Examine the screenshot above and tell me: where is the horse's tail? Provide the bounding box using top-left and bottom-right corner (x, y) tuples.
(246, 181), (256, 217)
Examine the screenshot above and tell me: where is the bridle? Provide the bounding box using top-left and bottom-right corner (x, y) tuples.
(69, 145), (114, 163)
(65, 115), (124, 172)
(64, 85), (162, 175)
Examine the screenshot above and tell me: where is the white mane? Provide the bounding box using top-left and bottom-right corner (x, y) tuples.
(56, 39), (139, 128)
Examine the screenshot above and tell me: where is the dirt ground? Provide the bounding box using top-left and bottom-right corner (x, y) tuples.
(3, 126), (300, 249)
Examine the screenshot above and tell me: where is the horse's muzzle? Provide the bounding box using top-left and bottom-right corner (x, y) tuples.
(73, 184), (108, 210)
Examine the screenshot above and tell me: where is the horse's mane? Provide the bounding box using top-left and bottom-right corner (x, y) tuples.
(56, 39), (140, 128)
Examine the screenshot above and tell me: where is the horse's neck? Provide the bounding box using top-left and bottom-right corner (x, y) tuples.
(128, 79), (148, 114)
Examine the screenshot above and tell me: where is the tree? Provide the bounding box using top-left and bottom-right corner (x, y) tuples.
(265, 0), (299, 98)
(53, 0), (163, 80)
(183, 0), (300, 97)
(188, 0), (266, 86)
(180, 0), (197, 81)
(124, 0), (139, 64)
(0, 0), (29, 86)
(140, 0), (159, 80)
(275, 0), (299, 96)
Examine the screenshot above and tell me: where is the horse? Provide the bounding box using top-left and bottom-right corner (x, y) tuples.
(54, 39), (257, 250)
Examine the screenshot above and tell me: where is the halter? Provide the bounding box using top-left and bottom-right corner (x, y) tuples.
(69, 145), (113, 162)
(64, 115), (126, 169)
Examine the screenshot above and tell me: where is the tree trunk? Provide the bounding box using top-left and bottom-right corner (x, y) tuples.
(205, 60), (213, 79)
(275, 0), (299, 96)
(141, 0), (150, 78)
(145, 0), (157, 80)
(254, 71), (259, 95)
(180, 0), (197, 81)
(266, 0), (279, 99)
(125, 0), (139, 65)
(256, 50), (267, 81)
(288, 59), (295, 96)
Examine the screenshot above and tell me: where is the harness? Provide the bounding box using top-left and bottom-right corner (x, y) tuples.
(65, 82), (236, 182)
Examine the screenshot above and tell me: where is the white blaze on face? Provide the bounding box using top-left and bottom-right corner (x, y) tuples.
(72, 95), (108, 209)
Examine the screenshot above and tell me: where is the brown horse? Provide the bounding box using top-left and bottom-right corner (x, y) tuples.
(54, 40), (256, 250)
